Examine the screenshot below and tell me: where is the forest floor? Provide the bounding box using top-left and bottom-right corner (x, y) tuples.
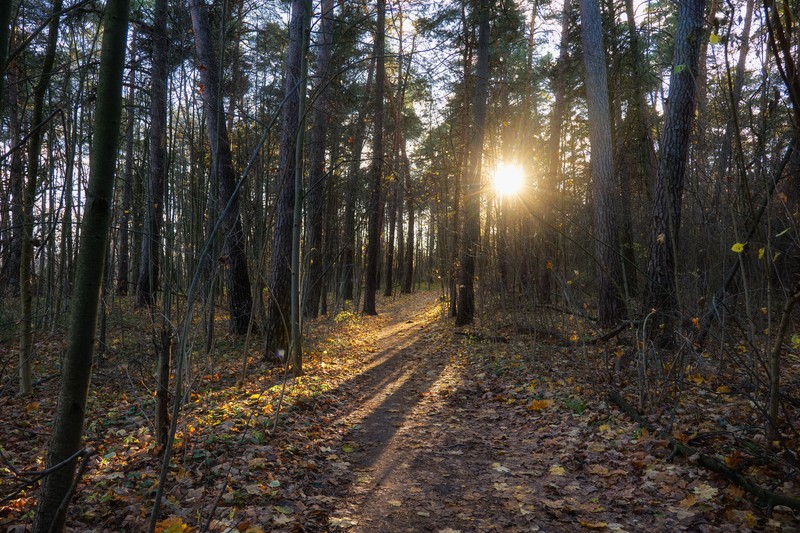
(1, 290), (799, 531)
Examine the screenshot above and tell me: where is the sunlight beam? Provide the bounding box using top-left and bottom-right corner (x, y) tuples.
(493, 162), (525, 196)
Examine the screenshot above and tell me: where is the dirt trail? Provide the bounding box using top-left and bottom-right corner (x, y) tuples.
(310, 294), (758, 532)
(313, 295), (597, 532)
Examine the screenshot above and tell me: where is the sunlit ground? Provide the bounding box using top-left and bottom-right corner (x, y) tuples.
(493, 162), (525, 196)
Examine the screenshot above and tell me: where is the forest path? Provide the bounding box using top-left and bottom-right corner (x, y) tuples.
(310, 293), (695, 533)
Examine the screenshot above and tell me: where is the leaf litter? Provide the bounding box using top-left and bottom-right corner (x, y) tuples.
(0, 292), (798, 531)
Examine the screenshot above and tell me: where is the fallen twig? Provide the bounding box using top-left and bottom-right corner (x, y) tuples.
(608, 390), (800, 512)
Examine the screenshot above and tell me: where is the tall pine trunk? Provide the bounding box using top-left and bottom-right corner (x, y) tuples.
(265, 0), (308, 352)
(340, 55), (374, 303)
(0, 0), (12, 116)
(303, 0), (335, 318)
(579, 0), (626, 326)
(539, 0), (571, 304)
(189, 0), (254, 334)
(455, 0), (490, 327)
(19, 0), (64, 396)
(645, 0), (706, 342)
(33, 0), (130, 529)
(363, 0), (386, 316)
(136, 0), (168, 307)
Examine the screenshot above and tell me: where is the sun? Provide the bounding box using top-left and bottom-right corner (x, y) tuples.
(493, 163), (525, 196)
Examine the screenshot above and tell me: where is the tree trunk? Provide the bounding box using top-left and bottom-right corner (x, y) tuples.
(455, 0), (490, 327)
(0, 0), (12, 116)
(117, 37), (136, 295)
(19, 0), (64, 397)
(289, 0), (311, 376)
(2, 49), (23, 297)
(189, 0), (254, 335)
(363, 0), (386, 316)
(303, 0), (335, 318)
(539, 0), (571, 304)
(451, 0), (472, 317)
(400, 123), (414, 293)
(644, 0), (706, 341)
(264, 0), (308, 352)
(340, 55), (375, 304)
(579, 0), (626, 326)
(32, 0), (129, 529)
(384, 177), (397, 297)
(136, 0), (168, 308)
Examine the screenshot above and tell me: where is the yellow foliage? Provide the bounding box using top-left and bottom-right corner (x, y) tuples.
(527, 399), (553, 411)
(155, 517), (189, 533)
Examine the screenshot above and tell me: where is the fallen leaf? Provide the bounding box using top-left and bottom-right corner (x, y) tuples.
(549, 464), (565, 476)
(579, 519), (608, 529)
(588, 464), (610, 476)
(273, 514), (294, 525)
(329, 517), (359, 528)
(155, 517), (188, 533)
(528, 399), (553, 411)
(678, 495), (697, 509)
(692, 482), (718, 501)
(492, 462), (511, 474)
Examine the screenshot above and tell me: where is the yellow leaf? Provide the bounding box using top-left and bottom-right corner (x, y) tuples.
(588, 464), (610, 476)
(549, 464), (565, 476)
(579, 519), (609, 529)
(527, 399), (553, 411)
(758, 247), (765, 259)
(692, 482), (718, 500)
(688, 374), (704, 384)
(731, 242), (746, 253)
(716, 385), (731, 393)
(709, 33), (719, 45)
(678, 495), (697, 509)
(155, 517), (188, 533)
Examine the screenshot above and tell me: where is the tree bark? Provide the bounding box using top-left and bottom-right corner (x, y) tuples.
(401, 142), (414, 293)
(455, 0), (490, 327)
(32, 0), (129, 529)
(264, 0), (308, 352)
(2, 48), (23, 297)
(19, 0), (64, 397)
(189, 0), (254, 334)
(644, 0), (706, 342)
(303, 0), (335, 318)
(579, 0), (626, 326)
(0, 0), (12, 116)
(340, 55), (374, 303)
(363, 0), (386, 316)
(539, 0), (571, 304)
(136, 0), (168, 308)
(117, 37), (136, 295)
